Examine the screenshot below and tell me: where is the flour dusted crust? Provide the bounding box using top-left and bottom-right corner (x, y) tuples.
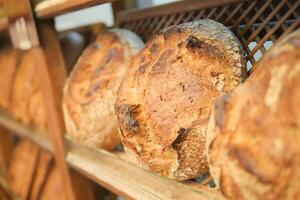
(115, 20), (247, 180)
(207, 29), (300, 199)
(63, 29), (144, 150)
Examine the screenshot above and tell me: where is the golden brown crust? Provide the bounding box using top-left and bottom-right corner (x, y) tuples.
(207, 30), (300, 199)
(116, 20), (246, 180)
(0, 47), (18, 111)
(29, 151), (53, 200)
(12, 50), (47, 132)
(8, 140), (39, 200)
(63, 29), (144, 150)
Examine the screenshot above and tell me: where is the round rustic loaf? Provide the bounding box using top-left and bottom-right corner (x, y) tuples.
(115, 19), (247, 180)
(63, 29), (144, 150)
(207, 29), (300, 199)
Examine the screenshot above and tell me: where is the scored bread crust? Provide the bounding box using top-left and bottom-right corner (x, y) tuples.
(63, 29), (144, 150)
(207, 30), (300, 199)
(115, 20), (247, 180)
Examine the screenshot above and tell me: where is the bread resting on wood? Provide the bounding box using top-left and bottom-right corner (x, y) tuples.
(207, 29), (300, 199)
(115, 20), (247, 180)
(0, 45), (18, 174)
(63, 29), (144, 150)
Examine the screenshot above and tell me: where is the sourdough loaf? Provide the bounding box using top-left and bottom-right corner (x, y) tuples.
(63, 29), (144, 150)
(115, 20), (247, 180)
(207, 30), (300, 199)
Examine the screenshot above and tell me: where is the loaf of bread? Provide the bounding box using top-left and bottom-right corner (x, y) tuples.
(0, 46), (18, 111)
(207, 30), (300, 199)
(8, 140), (39, 199)
(40, 164), (94, 200)
(63, 29), (144, 150)
(115, 20), (247, 180)
(12, 50), (47, 131)
(0, 44), (17, 177)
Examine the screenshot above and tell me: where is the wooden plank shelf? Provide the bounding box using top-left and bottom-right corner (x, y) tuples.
(117, 0), (245, 23)
(0, 110), (53, 152)
(35, 0), (115, 19)
(0, 109), (223, 200)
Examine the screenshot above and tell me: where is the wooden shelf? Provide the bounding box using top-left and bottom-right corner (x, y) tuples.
(0, 109), (223, 200)
(35, 0), (115, 19)
(0, 110), (53, 152)
(117, 0), (244, 23)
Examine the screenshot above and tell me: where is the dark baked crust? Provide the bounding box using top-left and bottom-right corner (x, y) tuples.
(116, 20), (246, 180)
(207, 30), (300, 199)
(63, 29), (144, 150)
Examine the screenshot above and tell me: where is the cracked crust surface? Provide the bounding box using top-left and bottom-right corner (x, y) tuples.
(207, 30), (300, 199)
(115, 20), (246, 180)
(63, 29), (144, 150)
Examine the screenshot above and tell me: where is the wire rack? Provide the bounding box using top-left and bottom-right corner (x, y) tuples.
(118, 0), (300, 69)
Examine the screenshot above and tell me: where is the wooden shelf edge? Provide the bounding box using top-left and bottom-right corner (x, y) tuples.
(35, 0), (116, 20)
(0, 110), (53, 152)
(67, 145), (223, 200)
(117, 0), (246, 23)
(0, 110), (223, 200)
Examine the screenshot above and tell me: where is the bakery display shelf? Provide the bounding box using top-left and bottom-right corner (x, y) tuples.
(0, 109), (223, 200)
(35, 0), (116, 19)
(118, 0), (300, 68)
(0, 110), (53, 153)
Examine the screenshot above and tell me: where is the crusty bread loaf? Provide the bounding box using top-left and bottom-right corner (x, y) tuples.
(0, 46), (18, 111)
(12, 50), (47, 131)
(63, 29), (144, 150)
(115, 20), (247, 180)
(39, 164), (94, 200)
(0, 45), (18, 173)
(207, 29), (300, 199)
(8, 140), (39, 199)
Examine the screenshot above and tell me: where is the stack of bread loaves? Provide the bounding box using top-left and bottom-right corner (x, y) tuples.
(115, 19), (247, 180)
(63, 29), (144, 150)
(0, 25), (95, 200)
(207, 29), (300, 199)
